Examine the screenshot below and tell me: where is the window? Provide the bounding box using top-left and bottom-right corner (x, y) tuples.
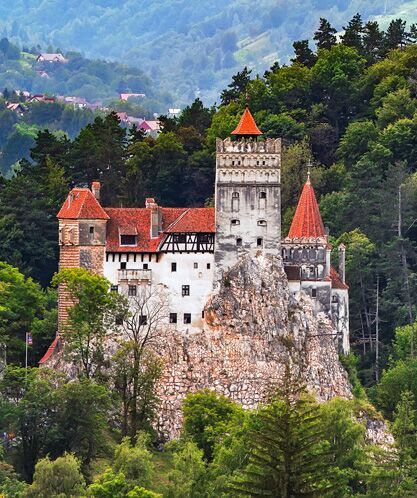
(184, 313), (191, 324)
(89, 226), (94, 234)
(257, 220), (267, 226)
(202, 310), (205, 318)
(128, 285), (137, 296)
(260, 192), (267, 199)
(110, 285), (119, 293)
(115, 315), (124, 325)
(143, 263), (148, 270)
(257, 237), (263, 247)
(171, 262), (177, 272)
(194, 262), (198, 269)
(120, 234), (137, 246)
(173, 234), (186, 243)
(232, 192), (239, 212)
(232, 192), (239, 198)
(120, 262), (127, 270)
(236, 238), (242, 247)
(312, 288), (317, 298)
(207, 263), (211, 269)
(170, 313), (177, 324)
(231, 219), (240, 226)
(182, 285), (190, 296)
(309, 266), (315, 277)
(139, 315), (147, 326)
(332, 295), (338, 303)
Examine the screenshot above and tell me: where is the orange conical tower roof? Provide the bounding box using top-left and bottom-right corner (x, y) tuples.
(231, 107), (262, 136)
(288, 175), (326, 238)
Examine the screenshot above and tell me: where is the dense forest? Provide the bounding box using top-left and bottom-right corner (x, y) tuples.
(3, 12), (417, 497)
(0, 0), (414, 103)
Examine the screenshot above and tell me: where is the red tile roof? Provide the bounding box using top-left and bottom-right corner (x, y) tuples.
(39, 335), (60, 364)
(288, 178), (326, 239)
(330, 266), (349, 290)
(57, 188), (109, 220)
(105, 207), (215, 252)
(231, 107), (262, 136)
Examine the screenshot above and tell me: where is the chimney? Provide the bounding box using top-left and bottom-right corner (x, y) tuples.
(146, 198), (161, 238)
(91, 181), (101, 201)
(338, 244), (346, 284)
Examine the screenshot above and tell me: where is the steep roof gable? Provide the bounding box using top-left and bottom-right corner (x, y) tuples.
(231, 107), (262, 136)
(57, 188), (109, 220)
(288, 177), (326, 239)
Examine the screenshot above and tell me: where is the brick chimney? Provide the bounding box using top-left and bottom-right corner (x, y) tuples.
(91, 181), (101, 201)
(338, 244), (346, 284)
(146, 198), (162, 238)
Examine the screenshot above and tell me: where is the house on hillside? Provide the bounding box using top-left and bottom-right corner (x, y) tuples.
(168, 108), (181, 118)
(36, 53), (68, 63)
(36, 70), (50, 79)
(28, 94), (56, 104)
(139, 120), (161, 137)
(119, 93), (146, 101)
(6, 103), (27, 115)
(57, 96), (88, 108)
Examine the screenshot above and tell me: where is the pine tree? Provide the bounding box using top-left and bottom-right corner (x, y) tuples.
(341, 13), (364, 53)
(220, 67), (252, 105)
(313, 18), (337, 50)
(408, 24), (417, 44)
(230, 371), (335, 497)
(363, 21), (385, 63)
(291, 40), (316, 67)
(384, 19), (409, 52)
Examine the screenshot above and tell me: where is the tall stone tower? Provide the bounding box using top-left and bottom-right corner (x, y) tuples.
(214, 107), (281, 282)
(57, 182), (109, 329)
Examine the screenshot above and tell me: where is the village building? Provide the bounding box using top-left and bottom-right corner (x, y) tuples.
(36, 53), (68, 63)
(40, 108), (349, 364)
(119, 93), (146, 101)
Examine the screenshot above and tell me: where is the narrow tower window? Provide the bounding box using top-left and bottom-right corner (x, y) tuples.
(232, 192), (239, 212)
(236, 238), (242, 247)
(257, 237), (263, 247)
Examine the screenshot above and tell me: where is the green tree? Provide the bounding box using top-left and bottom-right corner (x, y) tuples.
(313, 18), (337, 50)
(363, 21), (385, 63)
(183, 389), (244, 461)
(112, 435), (154, 489)
(52, 268), (125, 379)
(87, 469), (161, 498)
(24, 454), (86, 498)
(385, 19), (409, 52)
(341, 13), (364, 53)
(291, 40), (316, 68)
(220, 67), (252, 105)
(164, 441), (206, 498)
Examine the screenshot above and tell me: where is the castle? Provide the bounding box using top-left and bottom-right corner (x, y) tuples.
(39, 107), (349, 365)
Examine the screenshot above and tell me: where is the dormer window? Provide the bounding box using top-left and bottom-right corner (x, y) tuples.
(120, 234), (137, 246)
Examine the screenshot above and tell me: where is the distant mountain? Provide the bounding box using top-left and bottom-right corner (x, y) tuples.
(0, 0), (415, 105)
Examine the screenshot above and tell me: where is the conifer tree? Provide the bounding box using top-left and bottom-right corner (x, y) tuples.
(313, 18), (337, 50)
(341, 13), (364, 53)
(384, 19), (409, 51)
(230, 370), (335, 497)
(220, 67), (252, 105)
(363, 21), (385, 63)
(291, 40), (316, 68)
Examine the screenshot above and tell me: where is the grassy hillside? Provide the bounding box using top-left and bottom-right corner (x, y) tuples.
(0, 0), (413, 104)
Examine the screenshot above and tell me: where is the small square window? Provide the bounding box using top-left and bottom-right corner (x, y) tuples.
(120, 262), (127, 270)
(184, 313), (191, 324)
(139, 315), (147, 325)
(231, 219), (240, 226)
(89, 226), (94, 234)
(128, 285), (137, 296)
(182, 285), (190, 296)
(110, 285), (119, 293)
(260, 191), (267, 199)
(207, 263), (211, 269)
(143, 263), (148, 270)
(171, 262), (177, 272)
(257, 237), (263, 247)
(170, 313), (177, 324)
(194, 262), (198, 269)
(312, 288), (317, 298)
(257, 220), (267, 227)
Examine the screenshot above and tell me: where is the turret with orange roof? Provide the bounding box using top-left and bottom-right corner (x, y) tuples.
(231, 106), (262, 138)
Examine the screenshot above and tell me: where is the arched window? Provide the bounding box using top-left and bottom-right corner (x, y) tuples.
(232, 192), (239, 212)
(257, 219), (267, 227)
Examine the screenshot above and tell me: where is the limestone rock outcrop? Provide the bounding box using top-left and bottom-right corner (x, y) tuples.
(156, 252), (352, 438)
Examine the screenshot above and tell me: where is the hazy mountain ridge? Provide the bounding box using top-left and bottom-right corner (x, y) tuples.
(1, 0), (414, 104)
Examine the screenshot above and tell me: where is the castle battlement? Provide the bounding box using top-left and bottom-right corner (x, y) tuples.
(216, 137), (281, 154)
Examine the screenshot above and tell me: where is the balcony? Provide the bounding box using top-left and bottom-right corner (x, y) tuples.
(118, 269), (152, 282)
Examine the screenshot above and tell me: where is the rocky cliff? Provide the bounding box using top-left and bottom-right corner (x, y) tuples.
(156, 252), (354, 438)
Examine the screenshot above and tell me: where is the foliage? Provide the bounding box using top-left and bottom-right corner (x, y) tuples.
(24, 453), (86, 497)
(182, 389), (244, 461)
(112, 435), (154, 489)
